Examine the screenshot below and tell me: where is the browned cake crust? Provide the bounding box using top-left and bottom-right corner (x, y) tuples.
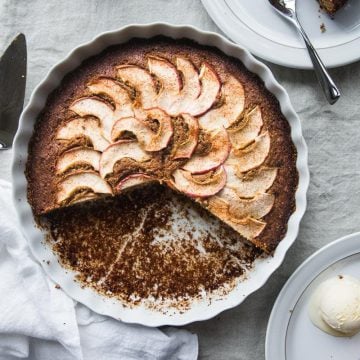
(319, 0), (347, 14)
(26, 36), (298, 253)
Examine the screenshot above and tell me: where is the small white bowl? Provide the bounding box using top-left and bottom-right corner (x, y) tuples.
(11, 23), (309, 327)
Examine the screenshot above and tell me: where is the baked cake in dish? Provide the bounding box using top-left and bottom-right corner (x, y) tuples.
(26, 36), (298, 253)
(319, 0), (347, 14)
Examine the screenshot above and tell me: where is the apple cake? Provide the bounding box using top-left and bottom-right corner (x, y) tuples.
(26, 36), (298, 253)
(319, 0), (347, 14)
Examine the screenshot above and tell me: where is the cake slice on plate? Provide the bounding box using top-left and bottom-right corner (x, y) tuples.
(319, 0), (347, 14)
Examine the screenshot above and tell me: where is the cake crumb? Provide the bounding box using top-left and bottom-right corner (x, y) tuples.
(320, 23), (326, 33)
(42, 185), (261, 311)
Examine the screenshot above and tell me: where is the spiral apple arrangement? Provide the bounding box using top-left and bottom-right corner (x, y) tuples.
(55, 56), (277, 245)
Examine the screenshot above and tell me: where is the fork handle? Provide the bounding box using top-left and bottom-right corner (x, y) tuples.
(295, 20), (340, 105)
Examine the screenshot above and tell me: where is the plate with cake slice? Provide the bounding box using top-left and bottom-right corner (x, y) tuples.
(202, 0), (360, 69)
(12, 23), (309, 326)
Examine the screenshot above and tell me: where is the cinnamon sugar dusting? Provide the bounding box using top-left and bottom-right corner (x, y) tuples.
(42, 184), (262, 311)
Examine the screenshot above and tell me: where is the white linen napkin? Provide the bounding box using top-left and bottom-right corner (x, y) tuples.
(0, 179), (198, 360)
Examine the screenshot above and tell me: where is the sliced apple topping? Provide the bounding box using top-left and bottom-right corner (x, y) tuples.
(206, 196), (229, 218)
(148, 56), (181, 110)
(219, 187), (274, 220)
(172, 114), (199, 159)
(56, 148), (101, 174)
(185, 63), (221, 116)
(143, 108), (173, 151)
(228, 106), (263, 149)
(206, 196), (267, 240)
(56, 171), (112, 205)
(115, 173), (155, 193)
(117, 65), (157, 109)
(54, 55), (279, 248)
(229, 193), (274, 220)
(111, 117), (154, 148)
(225, 164), (277, 198)
(171, 166), (226, 198)
(70, 97), (114, 140)
(183, 127), (230, 174)
(99, 140), (151, 178)
(164, 57), (201, 115)
(228, 131), (270, 173)
(56, 117), (109, 152)
(175, 57), (201, 105)
(71, 193), (99, 204)
(111, 112), (173, 152)
(227, 218), (266, 240)
(87, 77), (134, 119)
(148, 57), (180, 94)
(199, 75), (245, 131)
(146, 57), (219, 116)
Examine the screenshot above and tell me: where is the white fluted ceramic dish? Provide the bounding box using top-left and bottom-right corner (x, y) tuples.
(11, 23), (309, 327)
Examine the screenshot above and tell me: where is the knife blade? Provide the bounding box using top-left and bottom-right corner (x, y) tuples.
(0, 33), (27, 150)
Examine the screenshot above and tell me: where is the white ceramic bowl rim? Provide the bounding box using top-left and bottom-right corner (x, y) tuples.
(201, 0), (360, 69)
(11, 23), (309, 327)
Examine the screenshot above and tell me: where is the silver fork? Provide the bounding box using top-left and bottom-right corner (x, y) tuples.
(269, 0), (340, 105)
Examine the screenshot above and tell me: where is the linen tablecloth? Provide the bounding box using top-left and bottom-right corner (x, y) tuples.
(1, 0), (360, 358)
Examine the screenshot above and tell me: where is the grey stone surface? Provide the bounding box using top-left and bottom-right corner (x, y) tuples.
(1, 0), (360, 358)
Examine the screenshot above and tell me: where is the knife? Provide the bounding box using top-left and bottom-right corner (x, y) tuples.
(0, 33), (27, 150)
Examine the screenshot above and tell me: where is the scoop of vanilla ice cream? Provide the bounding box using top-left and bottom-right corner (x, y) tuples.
(308, 275), (360, 337)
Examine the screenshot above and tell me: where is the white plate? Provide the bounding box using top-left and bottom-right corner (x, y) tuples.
(202, 0), (360, 69)
(266, 232), (360, 360)
(11, 23), (309, 327)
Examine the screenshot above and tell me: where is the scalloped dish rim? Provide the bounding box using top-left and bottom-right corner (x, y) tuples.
(11, 23), (309, 327)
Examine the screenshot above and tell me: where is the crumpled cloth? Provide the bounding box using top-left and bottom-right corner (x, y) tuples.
(0, 179), (198, 360)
